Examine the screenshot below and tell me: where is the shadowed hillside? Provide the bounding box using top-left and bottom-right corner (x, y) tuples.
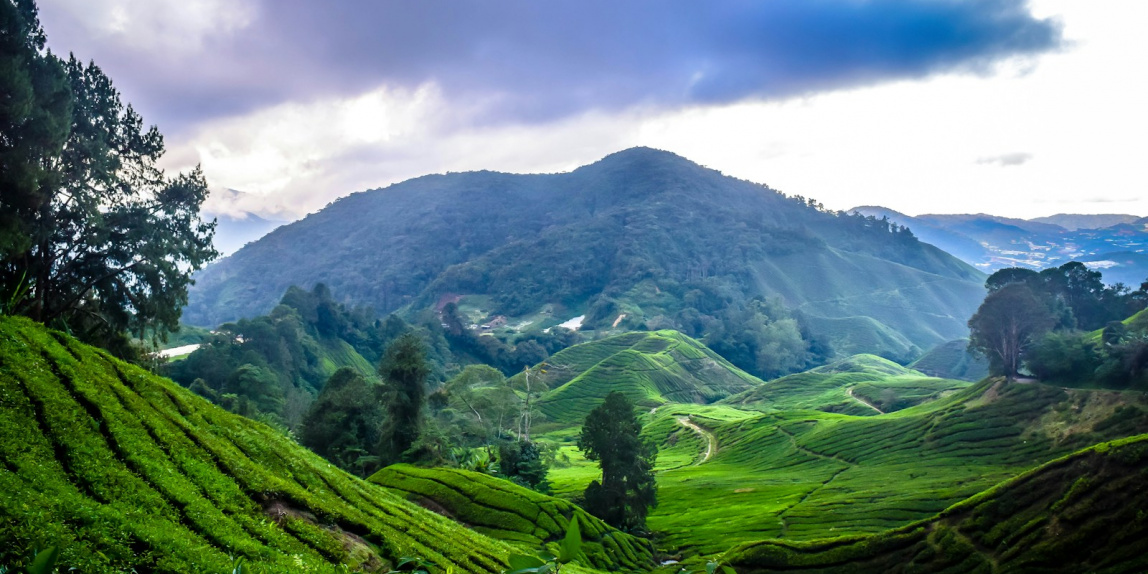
(186, 148), (985, 361)
(0, 317), (514, 573)
(724, 433), (1148, 573)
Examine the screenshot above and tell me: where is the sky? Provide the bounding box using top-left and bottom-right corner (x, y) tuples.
(36, 0), (1148, 221)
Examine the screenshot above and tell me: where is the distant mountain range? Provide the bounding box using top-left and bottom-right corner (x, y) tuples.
(853, 206), (1148, 287)
(185, 148), (987, 362)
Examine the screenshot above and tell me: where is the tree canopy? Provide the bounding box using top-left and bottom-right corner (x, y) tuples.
(0, 0), (215, 354)
(577, 391), (657, 531)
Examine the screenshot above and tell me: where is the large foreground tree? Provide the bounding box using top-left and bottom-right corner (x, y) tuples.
(968, 282), (1055, 379)
(378, 333), (431, 464)
(0, 0), (216, 352)
(578, 391), (657, 531)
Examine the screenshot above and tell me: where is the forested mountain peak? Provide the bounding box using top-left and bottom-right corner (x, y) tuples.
(185, 150), (985, 364)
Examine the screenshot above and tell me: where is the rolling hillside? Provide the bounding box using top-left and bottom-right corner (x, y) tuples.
(0, 316), (513, 573)
(370, 465), (654, 571)
(909, 338), (989, 381)
(724, 433), (1148, 573)
(544, 377), (1148, 555)
(531, 330), (763, 424)
(186, 148), (986, 361)
(721, 354), (969, 415)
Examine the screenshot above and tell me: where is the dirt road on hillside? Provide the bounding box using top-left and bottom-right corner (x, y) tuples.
(676, 416), (716, 464)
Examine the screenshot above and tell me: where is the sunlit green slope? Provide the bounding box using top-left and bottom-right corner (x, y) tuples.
(721, 354), (969, 415)
(546, 378), (1148, 556)
(908, 338), (989, 382)
(0, 317), (511, 573)
(370, 465), (654, 571)
(532, 330), (762, 424)
(724, 433), (1148, 573)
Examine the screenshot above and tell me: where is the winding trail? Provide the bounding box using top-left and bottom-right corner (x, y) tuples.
(676, 416), (716, 464)
(846, 386), (885, 414)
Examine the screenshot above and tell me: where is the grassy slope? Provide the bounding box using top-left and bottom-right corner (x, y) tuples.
(546, 378), (1148, 556)
(721, 354), (969, 415)
(532, 331), (762, 424)
(908, 338), (989, 382)
(723, 433), (1148, 573)
(369, 465), (654, 571)
(0, 316), (511, 573)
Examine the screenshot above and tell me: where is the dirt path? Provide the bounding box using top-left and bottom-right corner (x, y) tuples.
(846, 386), (885, 414)
(676, 416), (716, 464)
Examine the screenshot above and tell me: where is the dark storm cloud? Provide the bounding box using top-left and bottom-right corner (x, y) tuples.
(40, 0), (1062, 134)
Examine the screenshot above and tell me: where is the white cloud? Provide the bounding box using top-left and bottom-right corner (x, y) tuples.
(161, 0), (1148, 222)
(44, 0), (255, 52)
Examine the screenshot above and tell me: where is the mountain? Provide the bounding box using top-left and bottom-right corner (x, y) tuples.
(369, 465), (654, 570)
(186, 148), (986, 362)
(0, 316), (511, 572)
(724, 433), (1148, 573)
(853, 206), (1148, 285)
(208, 212), (287, 256)
(1031, 212), (1141, 231)
(530, 330), (763, 424)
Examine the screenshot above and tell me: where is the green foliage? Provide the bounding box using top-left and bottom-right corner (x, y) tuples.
(1026, 331), (1099, 384)
(578, 392), (658, 532)
(498, 441), (551, 493)
(379, 333), (432, 465)
(0, 315), (522, 573)
(505, 519), (580, 574)
(299, 368), (385, 475)
(0, 6), (216, 354)
(369, 465), (652, 571)
(968, 282), (1056, 378)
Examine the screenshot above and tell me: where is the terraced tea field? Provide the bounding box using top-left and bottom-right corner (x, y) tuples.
(725, 433), (1148, 573)
(0, 317), (513, 573)
(545, 378), (1148, 556)
(529, 330), (762, 424)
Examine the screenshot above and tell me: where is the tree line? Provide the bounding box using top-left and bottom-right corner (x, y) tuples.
(968, 262), (1148, 386)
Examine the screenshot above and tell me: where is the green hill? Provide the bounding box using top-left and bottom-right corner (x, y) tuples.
(531, 330), (762, 424)
(545, 378), (1148, 555)
(369, 465), (654, 571)
(186, 148), (985, 363)
(909, 338), (989, 381)
(721, 354), (969, 415)
(0, 316), (514, 573)
(723, 433), (1148, 573)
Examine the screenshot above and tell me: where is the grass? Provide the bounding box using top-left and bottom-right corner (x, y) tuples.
(0, 316), (515, 573)
(369, 465), (654, 571)
(545, 377), (1148, 557)
(722, 433), (1148, 573)
(530, 331), (762, 424)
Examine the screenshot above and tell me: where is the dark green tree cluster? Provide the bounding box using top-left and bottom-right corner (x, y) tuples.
(168, 284), (410, 428)
(0, 0), (215, 357)
(969, 263), (1148, 383)
(578, 391), (657, 532)
(296, 368), (384, 474)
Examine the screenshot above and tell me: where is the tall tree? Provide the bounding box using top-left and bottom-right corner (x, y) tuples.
(299, 368), (383, 475)
(968, 283), (1055, 380)
(577, 391), (657, 531)
(378, 333), (431, 464)
(0, 1), (216, 351)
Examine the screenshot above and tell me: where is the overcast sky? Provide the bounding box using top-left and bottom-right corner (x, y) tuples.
(38, 0), (1148, 220)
